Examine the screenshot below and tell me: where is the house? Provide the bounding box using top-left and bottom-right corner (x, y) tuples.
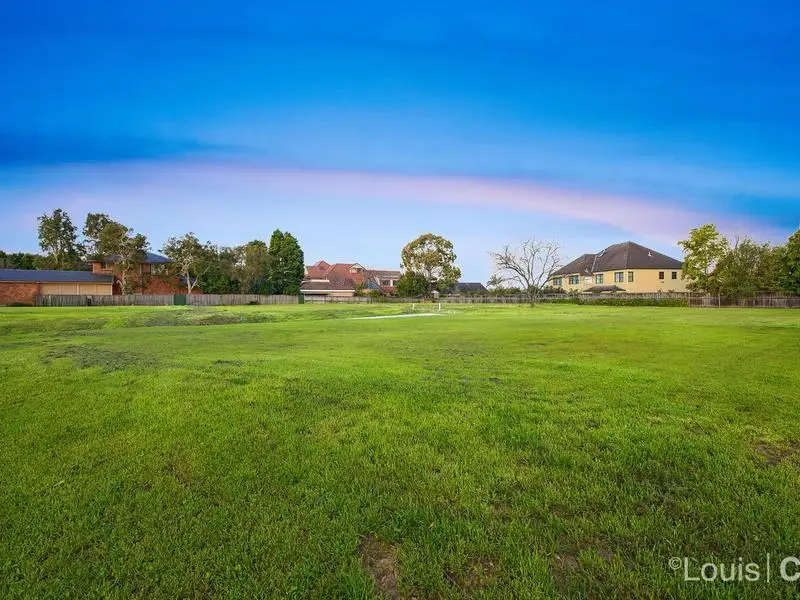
(444, 282), (489, 295)
(300, 261), (401, 298)
(548, 241), (689, 293)
(91, 251), (193, 294)
(0, 269), (114, 305)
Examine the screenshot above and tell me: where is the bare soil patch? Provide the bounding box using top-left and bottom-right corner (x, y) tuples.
(359, 534), (399, 599)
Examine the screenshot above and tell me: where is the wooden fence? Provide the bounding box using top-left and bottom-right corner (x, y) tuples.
(31, 292), (800, 308)
(36, 294), (174, 307)
(187, 294), (298, 306)
(35, 294), (298, 307)
(688, 293), (800, 308)
(302, 295), (378, 304)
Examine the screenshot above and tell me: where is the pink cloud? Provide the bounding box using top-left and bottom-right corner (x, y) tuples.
(4, 159), (788, 248)
(145, 160), (778, 244)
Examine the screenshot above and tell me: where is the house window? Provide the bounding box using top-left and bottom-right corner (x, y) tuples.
(568, 275), (579, 285)
(672, 271), (678, 280)
(552, 277), (563, 287)
(152, 264), (166, 275)
(628, 271), (634, 282)
(380, 279), (391, 286)
(658, 271), (665, 280)
(614, 272), (624, 283)
(595, 274), (604, 284)
(100, 262), (109, 270)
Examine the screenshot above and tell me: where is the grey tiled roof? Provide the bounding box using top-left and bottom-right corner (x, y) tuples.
(0, 269), (114, 283)
(104, 251), (171, 264)
(553, 242), (682, 276)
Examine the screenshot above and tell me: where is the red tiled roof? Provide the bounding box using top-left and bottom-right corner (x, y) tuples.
(302, 261), (401, 292)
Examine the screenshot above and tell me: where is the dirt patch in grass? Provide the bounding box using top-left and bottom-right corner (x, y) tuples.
(162, 456), (194, 488)
(359, 534), (399, 599)
(756, 441), (800, 467)
(552, 551), (580, 593)
(446, 556), (499, 593)
(42, 345), (159, 372)
(552, 544), (621, 594)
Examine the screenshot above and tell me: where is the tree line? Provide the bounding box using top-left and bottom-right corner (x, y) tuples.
(679, 224), (799, 297)
(0, 208), (305, 295)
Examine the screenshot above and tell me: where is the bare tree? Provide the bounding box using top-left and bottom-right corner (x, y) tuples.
(489, 239), (562, 306)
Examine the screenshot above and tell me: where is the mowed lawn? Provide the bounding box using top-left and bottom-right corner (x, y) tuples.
(1, 304), (799, 599)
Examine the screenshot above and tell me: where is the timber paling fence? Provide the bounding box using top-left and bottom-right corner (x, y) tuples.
(187, 294), (298, 306)
(35, 294), (299, 307)
(31, 292), (799, 308)
(687, 293), (800, 308)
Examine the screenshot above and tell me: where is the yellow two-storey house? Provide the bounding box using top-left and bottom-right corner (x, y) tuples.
(548, 241), (689, 293)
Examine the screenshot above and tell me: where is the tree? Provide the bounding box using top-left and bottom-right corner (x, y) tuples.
(82, 212), (114, 260)
(201, 246), (241, 294)
(714, 237), (776, 299)
(161, 233), (214, 294)
(266, 230), (305, 294)
(99, 222), (149, 293)
(678, 224), (730, 292)
(400, 233), (462, 295)
(235, 240), (272, 294)
(489, 239), (562, 306)
(0, 251), (47, 269)
(776, 229), (800, 293)
(395, 272), (429, 297)
(37, 208), (80, 269)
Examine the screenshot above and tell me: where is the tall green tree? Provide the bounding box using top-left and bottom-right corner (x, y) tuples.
(235, 240), (272, 294)
(678, 224), (730, 292)
(201, 246), (241, 294)
(99, 222), (149, 293)
(400, 233), (462, 295)
(37, 208), (80, 269)
(776, 229), (800, 293)
(266, 230), (305, 294)
(714, 237), (776, 299)
(161, 233), (214, 294)
(82, 212), (114, 260)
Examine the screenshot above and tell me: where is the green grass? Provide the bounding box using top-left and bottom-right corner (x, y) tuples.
(1, 304), (799, 599)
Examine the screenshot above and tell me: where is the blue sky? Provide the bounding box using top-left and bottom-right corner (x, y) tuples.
(1, 1), (798, 281)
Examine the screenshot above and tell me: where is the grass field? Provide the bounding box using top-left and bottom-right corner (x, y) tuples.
(1, 304), (799, 599)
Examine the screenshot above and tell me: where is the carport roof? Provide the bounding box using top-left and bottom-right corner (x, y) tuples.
(0, 269), (114, 283)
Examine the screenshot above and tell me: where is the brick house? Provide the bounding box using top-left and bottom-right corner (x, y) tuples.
(0, 269), (114, 305)
(91, 251), (197, 294)
(300, 261), (401, 298)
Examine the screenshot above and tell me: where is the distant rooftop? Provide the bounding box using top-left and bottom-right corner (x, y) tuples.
(103, 251), (170, 264)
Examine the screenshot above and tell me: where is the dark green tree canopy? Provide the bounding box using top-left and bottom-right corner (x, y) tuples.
(266, 230), (305, 295)
(395, 272), (429, 297)
(776, 229), (800, 293)
(235, 240), (271, 294)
